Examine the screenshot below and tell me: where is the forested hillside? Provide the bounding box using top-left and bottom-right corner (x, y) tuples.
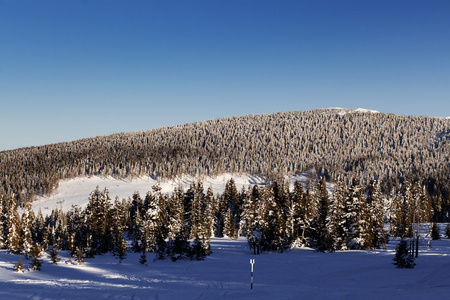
(1, 108), (449, 205)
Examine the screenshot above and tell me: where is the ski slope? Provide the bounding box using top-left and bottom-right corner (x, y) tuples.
(1, 233), (450, 300)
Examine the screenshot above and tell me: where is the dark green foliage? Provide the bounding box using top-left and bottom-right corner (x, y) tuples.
(115, 238), (127, 263)
(29, 243), (43, 271)
(168, 231), (191, 262)
(48, 246), (61, 265)
(445, 224), (450, 238)
(430, 222), (440, 240)
(190, 237), (207, 261)
(154, 238), (167, 261)
(13, 258), (24, 272)
(139, 251), (147, 265)
(74, 246), (85, 265)
(310, 180), (333, 252)
(393, 239), (415, 268)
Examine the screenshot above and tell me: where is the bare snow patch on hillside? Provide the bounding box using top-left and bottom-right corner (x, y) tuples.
(324, 107), (380, 116)
(354, 107), (380, 114)
(32, 173), (331, 215)
(32, 174), (268, 215)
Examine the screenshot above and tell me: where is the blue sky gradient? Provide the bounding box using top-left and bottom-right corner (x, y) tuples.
(1, 0), (449, 151)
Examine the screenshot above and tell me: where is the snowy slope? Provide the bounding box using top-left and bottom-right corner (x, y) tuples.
(326, 107), (380, 116)
(1, 229), (450, 300)
(32, 174), (313, 215)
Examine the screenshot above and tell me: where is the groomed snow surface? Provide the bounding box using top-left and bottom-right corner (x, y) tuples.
(1, 232), (450, 300)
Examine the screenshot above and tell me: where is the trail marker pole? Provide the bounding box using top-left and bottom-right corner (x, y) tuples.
(250, 259), (255, 289)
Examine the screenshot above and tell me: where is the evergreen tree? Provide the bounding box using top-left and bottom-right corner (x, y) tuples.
(445, 223), (450, 238)
(168, 227), (191, 261)
(224, 208), (238, 239)
(129, 192), (144, 252)
(166, 186), (184, 240)
(139, 251), (147, 265)
(241, 185), (265, 254)
(223, 179), (240, 236)
(13, 258), (25, 272)
(141, 187), (166, 252)
(261, 186), (288, 252)
(343, 178), (367, 250)
(190, 237), (207, 260)
(390, 192), (410, 238)
(0, 194), (9, 249)
(48, 246), (61, 265)
(310, 179), (332, 252)
(203, 187), (216, 238)
(190, 182), (205, 239)
(287, 181), (312, 247)
(328, 181), (347, 250)
(154, 237), (167, 261)
(6, 201), (22, 255)
(21, 203), (35, 258)
(111, 198), (128, 262)
(365, 181), (387, 249)
(429, 222), (440, 240)
(74, 246), (85, 265)
(393, 239), (415, 268)
(86, 187), (112, 254)
(29, 242), (43, 271)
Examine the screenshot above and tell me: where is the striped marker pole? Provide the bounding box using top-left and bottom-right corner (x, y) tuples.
(250, 259), (255, 289)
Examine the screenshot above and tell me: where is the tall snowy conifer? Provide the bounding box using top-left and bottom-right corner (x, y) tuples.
(310, 179), (332, 252)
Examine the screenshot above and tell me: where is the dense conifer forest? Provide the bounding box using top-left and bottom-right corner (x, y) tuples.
(0, 108), (449, 262)
(0, 177), (439, 263)
(1, 108), (449, 204)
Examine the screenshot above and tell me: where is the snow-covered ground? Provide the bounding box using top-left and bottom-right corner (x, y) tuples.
(6, 176), (450, 299)
(326, 107), (380, 116)
(1, 230), (450, 300)
(32, 174), (312, 216)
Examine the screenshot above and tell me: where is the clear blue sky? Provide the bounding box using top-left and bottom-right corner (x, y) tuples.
(1, 0), (449, 151)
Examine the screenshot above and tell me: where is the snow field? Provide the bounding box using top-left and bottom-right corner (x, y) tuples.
(2, 230), (450, 300)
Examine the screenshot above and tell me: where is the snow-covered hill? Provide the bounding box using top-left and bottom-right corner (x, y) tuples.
(1, 230), (450, 299)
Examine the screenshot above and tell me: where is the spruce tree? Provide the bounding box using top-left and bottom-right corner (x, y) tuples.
(310, 179), (332, 252)
(86, 187), (112, 254)
(74, 246), (85, 265)
(139, 251), (147, 265)
(328, 181), (347, 250)
(13, 258), (25, 272)
(190, 237), (206, 260)
(6, 202), (22, 255)
(429, 222), (440, 240)
(29, 243), (43, 271)
(48, 246), (61, 265)
(365, 181), (387, 249)
(445, 223), (450, 238)
(393, 239), (415, 268)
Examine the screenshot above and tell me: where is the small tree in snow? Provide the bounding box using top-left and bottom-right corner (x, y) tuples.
(29, 243), (43, 271)
(13, 258), (25, 272)
(393, 239), (415, 269)
(48, 246), (61, 265)
(74, 246), (85, 265)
